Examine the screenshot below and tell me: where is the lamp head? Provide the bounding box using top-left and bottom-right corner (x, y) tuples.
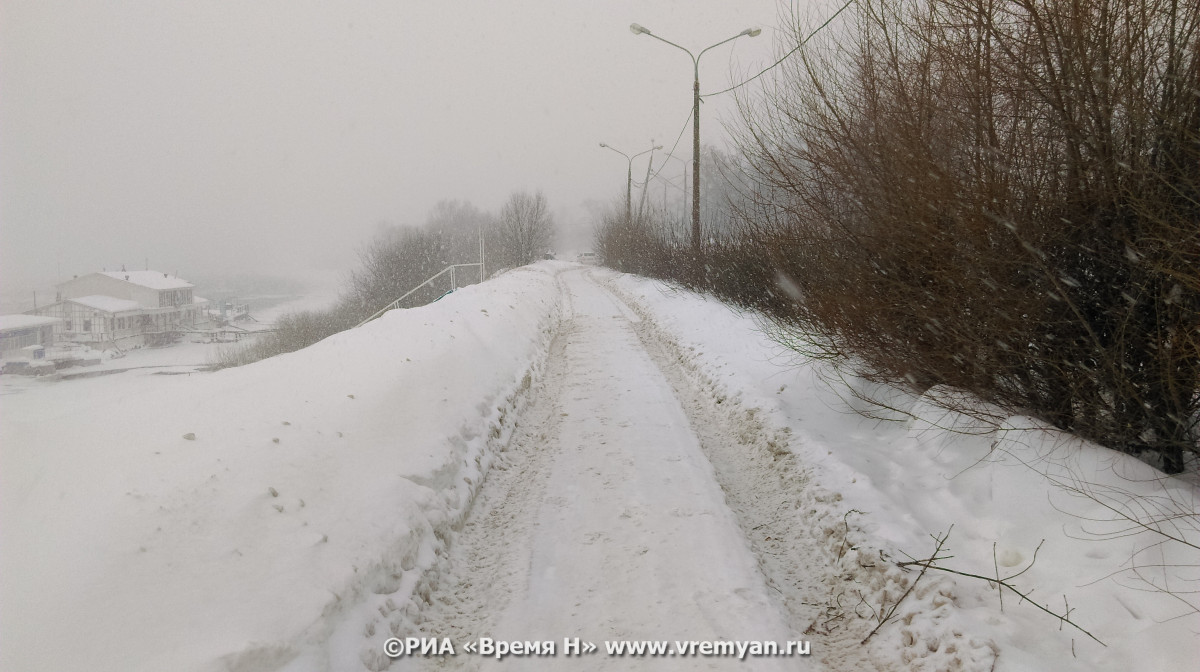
(630, 23), (650, 35)
(742, 27), (762, 37)
(599, 142), (608, 148)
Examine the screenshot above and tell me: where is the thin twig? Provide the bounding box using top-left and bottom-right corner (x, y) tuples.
(894, 562), (1106, 646)
(993, 542), (1004, 611)
(861, 525), (953, 645)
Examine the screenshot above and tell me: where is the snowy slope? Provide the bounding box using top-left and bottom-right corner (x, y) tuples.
(0, 263), (563, 672)
(609, 271), (1199, 672)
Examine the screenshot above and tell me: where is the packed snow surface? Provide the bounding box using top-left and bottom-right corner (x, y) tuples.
(1, 262), (1196, 671)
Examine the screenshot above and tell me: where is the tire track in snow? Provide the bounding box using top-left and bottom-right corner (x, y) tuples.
(395, 271), (578, 670)
(598, 273), (885, 672)
(407, 332), (572, 670)
(401, 268), (798, 671)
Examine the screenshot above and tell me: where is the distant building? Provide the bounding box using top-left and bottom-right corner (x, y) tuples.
(31, 296), (143, 345)
(59, 270), (194, 308)
(0, 315), (60, 356)
(27, 270), (210, 348)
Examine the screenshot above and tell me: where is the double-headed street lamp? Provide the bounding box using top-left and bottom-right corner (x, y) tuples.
(630, 23), (760, 252)
(599, 141), (662, 223)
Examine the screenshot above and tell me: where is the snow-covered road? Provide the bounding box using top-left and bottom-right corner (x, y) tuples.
(4, 262), (1194, 672)
(408, 268), (807, 670)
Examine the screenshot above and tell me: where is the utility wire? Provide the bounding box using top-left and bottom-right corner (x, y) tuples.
(644, 105), (693, 187)
(633, 171), (685, 192)
(637, 0), (855, 194)
(701, 0), (856, 98)
(640, 171), (687, 194)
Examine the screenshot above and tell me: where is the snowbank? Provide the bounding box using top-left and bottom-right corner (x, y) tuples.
(607, 270), (1199, 672)
(0, 263), (565, 672)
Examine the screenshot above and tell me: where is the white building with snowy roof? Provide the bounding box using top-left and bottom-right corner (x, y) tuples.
(60, 270), (194, 307)
(0, 314), (60, 356)
(27, 270), (210, 347)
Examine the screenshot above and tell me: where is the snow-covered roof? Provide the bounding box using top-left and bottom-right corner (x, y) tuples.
(68, 295), (143, 313)
(0, 314), (61, 332)
(99, 270), (193, 290)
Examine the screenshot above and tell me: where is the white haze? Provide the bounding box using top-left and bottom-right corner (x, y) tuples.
(0, 0), (790, 304)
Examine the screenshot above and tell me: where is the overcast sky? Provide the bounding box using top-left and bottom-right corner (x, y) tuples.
(1, 0), (800, 297)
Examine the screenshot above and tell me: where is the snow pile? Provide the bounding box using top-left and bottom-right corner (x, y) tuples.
(607, 271), (1199, 672)
(0, 263), (564, 672)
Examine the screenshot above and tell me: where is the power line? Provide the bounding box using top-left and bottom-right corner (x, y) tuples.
(634, 1), (855, 199)
(637, 171), (687, 193)
(644, 105), (693, 186)
(701, 0), (856, 98)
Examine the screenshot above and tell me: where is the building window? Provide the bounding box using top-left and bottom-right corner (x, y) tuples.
(83, 319), (92, 332)
(1, 330), (39, 350)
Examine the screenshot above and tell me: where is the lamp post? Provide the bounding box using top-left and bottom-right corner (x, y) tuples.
(599, 141), (662, 223)
(629, 23), (760, 253)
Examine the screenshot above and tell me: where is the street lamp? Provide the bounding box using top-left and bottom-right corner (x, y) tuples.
(599, 141), (662, 223)
(630, 22), (760, 252)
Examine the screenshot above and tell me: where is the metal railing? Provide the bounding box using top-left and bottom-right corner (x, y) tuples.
(354, 263), (483, 328)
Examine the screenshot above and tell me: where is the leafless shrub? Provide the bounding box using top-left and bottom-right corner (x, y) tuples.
(734, 0), (1199, 473)
(593, 203), (670, 277)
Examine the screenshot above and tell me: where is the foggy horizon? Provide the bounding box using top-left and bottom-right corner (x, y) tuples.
(1, 0), (791, 306)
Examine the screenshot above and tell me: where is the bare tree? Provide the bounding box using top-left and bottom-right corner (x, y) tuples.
(496, 190), (554, 267)
(424, 199), (493, 266)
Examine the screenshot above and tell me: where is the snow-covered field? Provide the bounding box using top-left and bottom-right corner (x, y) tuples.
(1, 262), (1195, 671)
